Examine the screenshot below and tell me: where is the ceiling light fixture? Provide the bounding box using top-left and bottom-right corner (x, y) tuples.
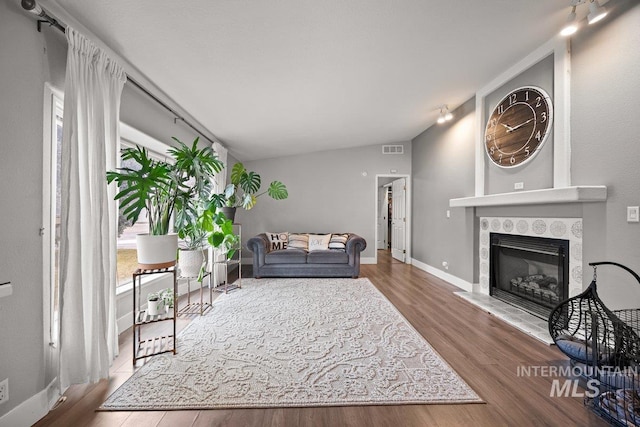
(587, 0), (607, 24)
(560, 6), (579, 36)
(560, 0), (607, 37)
(437, 105), (453, 124)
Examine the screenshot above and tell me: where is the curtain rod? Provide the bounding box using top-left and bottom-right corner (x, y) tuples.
(20, 0), (221, 148)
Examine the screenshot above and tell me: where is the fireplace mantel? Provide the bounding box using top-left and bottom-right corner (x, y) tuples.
(449, 186), (607, 208)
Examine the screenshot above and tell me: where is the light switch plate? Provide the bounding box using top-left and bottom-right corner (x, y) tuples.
(628, 206), (639, 223)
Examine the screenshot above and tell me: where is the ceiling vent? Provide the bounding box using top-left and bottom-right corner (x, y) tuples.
(382, 145), (404, 155)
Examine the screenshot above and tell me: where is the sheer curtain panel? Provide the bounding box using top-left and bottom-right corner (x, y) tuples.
(58, 27), (126, 389)
(211, 142), (228, 285)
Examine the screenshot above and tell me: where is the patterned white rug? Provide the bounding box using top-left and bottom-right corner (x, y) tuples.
(101, 278), (482, 410)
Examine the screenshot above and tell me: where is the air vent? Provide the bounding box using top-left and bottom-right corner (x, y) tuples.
(382, 145), (404, 155)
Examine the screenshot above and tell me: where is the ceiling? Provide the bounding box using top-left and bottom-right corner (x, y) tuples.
(49, 0), (575, 161)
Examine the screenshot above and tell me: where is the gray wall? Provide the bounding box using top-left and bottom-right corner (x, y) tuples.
(0, 0), (218, 418)
(411, 99), (477, 283)
(0, 0), (49, 417)
(237, 143), (412, 260)
(411, 0), (640, 308)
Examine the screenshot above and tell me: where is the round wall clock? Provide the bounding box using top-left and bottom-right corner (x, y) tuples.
(484, 86), (553, 168)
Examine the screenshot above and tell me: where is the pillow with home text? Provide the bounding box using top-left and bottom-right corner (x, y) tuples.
(266, 232), (288, 251)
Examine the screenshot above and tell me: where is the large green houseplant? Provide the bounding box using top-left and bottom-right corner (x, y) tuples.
(222, 162), (288, 220)
(106, 137), (223, 268)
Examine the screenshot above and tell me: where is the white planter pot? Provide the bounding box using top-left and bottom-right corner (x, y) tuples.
(179, 248), (206, 278)
(136, 234), (178, 269)
(147, 298), (163, 316)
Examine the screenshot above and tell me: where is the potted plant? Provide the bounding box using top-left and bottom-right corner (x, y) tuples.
(221, 162), (288, 222)
(106, 137), (223, 269)
(199, 196), (240, 260)
(147, 292), (163, 316)
(160, 288), (175, 314)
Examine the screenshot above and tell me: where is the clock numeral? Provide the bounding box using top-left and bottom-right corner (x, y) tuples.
(535, 130), (542, 141)
(490, 146), (495, 155)
(497, 104), (504, 115)
(540, 112), (547, 123)
(525, 146), (530, 157)
(491, 118), (497, 127)
(536, 97), (542, 108)
(486, 134), (493, 142)
(509, 93), (517, 105)
(525, 91), (529, 101)
(498, 154), (503, 163)
(510, 156), (516, 165)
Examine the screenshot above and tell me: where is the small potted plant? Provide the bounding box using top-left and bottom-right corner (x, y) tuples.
(199, 196), (240, 260)
(160, 288), (175, 314)
(221, 162), (288, 222)
(147, 292), (163, 316)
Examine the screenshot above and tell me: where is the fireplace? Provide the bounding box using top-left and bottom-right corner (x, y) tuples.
(489, 233), (569, 319)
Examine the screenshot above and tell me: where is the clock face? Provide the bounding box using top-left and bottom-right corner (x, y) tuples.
(484, 86), (553, 168)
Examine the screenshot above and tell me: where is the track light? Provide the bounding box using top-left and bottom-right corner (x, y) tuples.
(437, 105), (453, 124)
(560, 0), (607, 37)
(587, 0), (607, 24)
(560, 6), (578, 36)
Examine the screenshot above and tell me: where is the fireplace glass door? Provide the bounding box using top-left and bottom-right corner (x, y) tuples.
(490, 233), (569, 319)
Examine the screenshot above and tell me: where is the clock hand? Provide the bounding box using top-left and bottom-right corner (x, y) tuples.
(507, 118), (534, 132)
(500, 123), (514, 132)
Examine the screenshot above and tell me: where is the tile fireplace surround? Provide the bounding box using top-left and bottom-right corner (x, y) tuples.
(457, 217), (583, 344)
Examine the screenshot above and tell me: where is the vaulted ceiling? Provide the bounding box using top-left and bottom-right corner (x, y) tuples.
(50, 0), (576, 161)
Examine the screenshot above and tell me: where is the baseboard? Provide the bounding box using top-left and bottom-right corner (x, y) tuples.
(0, 379), (57, 427)
(361, 257), (376, 265)
(410, 258), (474, 292)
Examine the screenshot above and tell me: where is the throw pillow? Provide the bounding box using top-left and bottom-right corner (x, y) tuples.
(308, 234), (331, 251)
(329, 233), (349, 251)
(266, 232), (288, 251)
(287, 233), (309, 251)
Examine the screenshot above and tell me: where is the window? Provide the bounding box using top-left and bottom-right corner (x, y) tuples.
(116, 124), (171, 289)
(43, 85), (63, 348)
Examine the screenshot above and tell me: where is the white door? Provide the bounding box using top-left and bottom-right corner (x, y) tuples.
(391, 178), (406, 262)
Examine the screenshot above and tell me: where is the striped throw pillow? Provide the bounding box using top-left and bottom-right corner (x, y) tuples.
(329, 234), (349, 251)
(287, 233), (309, 251)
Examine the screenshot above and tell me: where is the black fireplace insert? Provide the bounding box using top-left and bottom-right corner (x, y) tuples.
(490, 233), (569, 319)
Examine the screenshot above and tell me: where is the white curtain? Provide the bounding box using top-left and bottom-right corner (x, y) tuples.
(211, 142), (228, 286)
(58, 27), (126, 389)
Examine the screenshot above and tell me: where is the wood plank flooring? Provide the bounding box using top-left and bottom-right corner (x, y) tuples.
(33, 251), (607, 426)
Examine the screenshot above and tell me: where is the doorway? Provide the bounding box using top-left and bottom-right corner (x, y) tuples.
(375, 174), (411, 264)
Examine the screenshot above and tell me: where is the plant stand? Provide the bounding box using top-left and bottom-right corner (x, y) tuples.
(213, 224), (242, 294)
(132, 266), (177, 365)
(177, 271), (212, 316)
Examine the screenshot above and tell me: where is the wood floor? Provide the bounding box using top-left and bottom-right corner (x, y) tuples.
(33, 251), (608, 427)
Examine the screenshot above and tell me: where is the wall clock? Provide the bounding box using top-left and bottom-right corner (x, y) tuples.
(484, 86), (553, 168)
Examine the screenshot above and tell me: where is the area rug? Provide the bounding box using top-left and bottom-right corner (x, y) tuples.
(100, 278), (482, 410)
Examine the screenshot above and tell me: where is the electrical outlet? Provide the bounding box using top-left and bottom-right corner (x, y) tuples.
(0, 378), (8, 405)
(446, 210), (451, 218)
(514, 182), (524, 190)
(442, 261), (449, 270)
(628, 206), (640, 223)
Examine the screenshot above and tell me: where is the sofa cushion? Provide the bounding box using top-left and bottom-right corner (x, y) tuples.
(266, 232), (288, 251)
(265, 248), (307, 264)
(287, 233), (309, 251)
(307, 250), (349, 264)
(308, 234), (331, 251)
